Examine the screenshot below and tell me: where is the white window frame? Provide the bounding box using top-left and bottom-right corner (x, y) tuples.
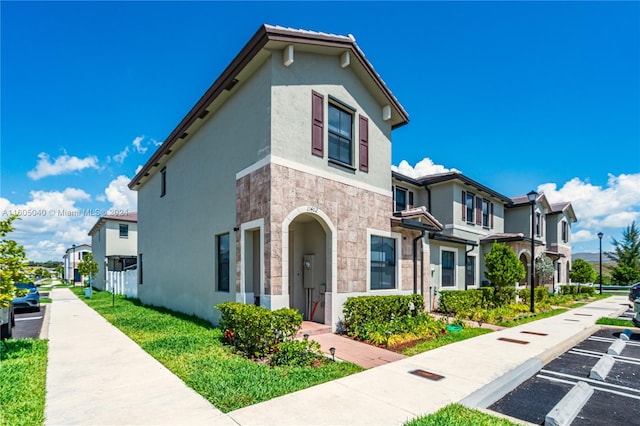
(366, 229), (401, 292)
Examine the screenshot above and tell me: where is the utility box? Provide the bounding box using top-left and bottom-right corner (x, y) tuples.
(303, 255), (315, 289)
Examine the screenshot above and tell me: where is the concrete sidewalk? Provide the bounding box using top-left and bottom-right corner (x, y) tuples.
(44, 288), (629, 425)
(228, 297), (629, 425)
(44, 288), (235, 426)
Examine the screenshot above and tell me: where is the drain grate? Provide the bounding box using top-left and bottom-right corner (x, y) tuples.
(409, 369), (444, 381)
(498, 337), (529, 345)
(521, 331), (548, 336)
(564, 319), (579, 322)
(574, 313), (593, 316)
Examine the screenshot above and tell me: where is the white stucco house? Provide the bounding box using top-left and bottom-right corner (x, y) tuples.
(62, 244), (92, 285)
(88, 213), (138, 290)
(129, 25), (442, 328)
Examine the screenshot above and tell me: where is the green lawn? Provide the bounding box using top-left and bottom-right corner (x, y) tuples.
(71, 288), (362, 412)
(596, 317), (638, 327)
(402, 327), (493, 356)
(495, 308), (568, 327)
(0, 339), (48, 426)
(405, 404), (519, 426)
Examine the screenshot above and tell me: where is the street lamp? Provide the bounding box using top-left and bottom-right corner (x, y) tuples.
(527, 190), (538, 313)
(72, 244), (76, 286)
(597, 232), (603, 294)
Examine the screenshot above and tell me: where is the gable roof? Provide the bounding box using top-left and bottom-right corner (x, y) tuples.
(395, 171), (512, 204)
(549, 202), (577, 222)
(88, 212), (138, 237)
(129, 24), (409, 190)
(508, 192), (553, 211)
(63, 244), (92, 257)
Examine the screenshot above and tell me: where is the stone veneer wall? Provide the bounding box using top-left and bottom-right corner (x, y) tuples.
(269, 163), (394, 295)
(235, 165), (272, 293)
(236, 162), (424, 298)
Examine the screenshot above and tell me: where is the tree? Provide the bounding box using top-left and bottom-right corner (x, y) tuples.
(570, 258), (596, 284)
(55, 265), (64, 279)
(0, 215), (29, 307)
(607, 221), (640, 285)
(535, 254), (555, 285)
(77, 252), (98, 287)
(484, 242), (526, 289)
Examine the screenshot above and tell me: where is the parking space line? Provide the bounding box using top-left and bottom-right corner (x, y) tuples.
(538, 375), (640, 401)
(570, 348), (640, 364)
(15, 316), (44, 321)
(539, 370), (640, 394)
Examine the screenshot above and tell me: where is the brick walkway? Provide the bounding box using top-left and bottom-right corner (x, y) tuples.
(298, 321), (406, 368)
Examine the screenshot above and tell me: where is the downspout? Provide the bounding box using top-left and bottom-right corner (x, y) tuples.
(464, 245), (475, 290)
(413, 230), (426, 294)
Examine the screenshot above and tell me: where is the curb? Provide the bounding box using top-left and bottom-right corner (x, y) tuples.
(460, 358), (544, 409)
(39, 302), (52, 339)
(536, 325), (599, 365)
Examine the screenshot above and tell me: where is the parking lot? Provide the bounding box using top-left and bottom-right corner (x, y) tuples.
(490, 325), (640, 425)
(11, 305), (47, 339)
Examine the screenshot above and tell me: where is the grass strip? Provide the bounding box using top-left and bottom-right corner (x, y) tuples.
(405, 404), (519, 426)
(402, 327), (493, 356)
(71, 288), (362, 412)
(596, 317), (638, 327)
(0, 339), (48, 426)
(495, 308), (568, 327)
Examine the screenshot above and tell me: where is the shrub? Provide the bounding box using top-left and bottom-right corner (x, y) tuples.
(518, 287), (550, 304)
(493, 286), (517, 306)
(559, 285), (596, 298)
(271, 340), (325, 367)
(217, 302), (302, 358)
(438, 289), (484, 314)
(342, 294), (424, 339)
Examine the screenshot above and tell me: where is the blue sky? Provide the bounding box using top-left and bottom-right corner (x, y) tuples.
(1, 1), (639, 260)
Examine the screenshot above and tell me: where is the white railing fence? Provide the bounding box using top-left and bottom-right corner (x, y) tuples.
(106, 270), (138, 298)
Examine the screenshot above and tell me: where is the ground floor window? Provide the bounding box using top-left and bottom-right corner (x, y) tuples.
(370, 235), (396, 290)
(217, 233), (230, 292)
(442, 250), (455, 287)
(465, 255), (475, 288)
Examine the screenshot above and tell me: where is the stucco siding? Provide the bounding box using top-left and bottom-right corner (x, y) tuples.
(137, 59), (272, 324)
(270, 51), (392, 192)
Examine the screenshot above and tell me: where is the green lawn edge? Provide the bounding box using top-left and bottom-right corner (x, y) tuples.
(405, 404), (520, 426)
(0, 339), (48, 426)
(71, 288), (362, 412)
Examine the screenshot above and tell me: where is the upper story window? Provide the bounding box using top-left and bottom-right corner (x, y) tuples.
(160, 167), (167, 197)
(482, 199), (490, 228)
(119, 224), (129, 238)
(328, 103), (353, 166)
(465, 192), (475, 224)
(561, 221), (569, 243)
(535, 212), (542, 237)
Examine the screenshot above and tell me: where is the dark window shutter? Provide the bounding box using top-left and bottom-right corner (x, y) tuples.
(311, 91), (324, 157)
(490, 202), (494, 228)
(359, 115), (369, 172)
(461, 191), (466, 221)
(408, 191), (414, 208)
(476, 196), (482, 225)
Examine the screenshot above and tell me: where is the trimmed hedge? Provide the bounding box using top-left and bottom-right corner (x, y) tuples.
(217, 302), (302, 358)
(518, 287), (550, 304)
(342, 294), (424, 339)
(559, 285), (596, 297)
(439, 287), (517, 314)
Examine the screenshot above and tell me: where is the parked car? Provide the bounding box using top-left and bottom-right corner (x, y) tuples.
(12, 282), (40, 312)
(629, 282), (640, 304)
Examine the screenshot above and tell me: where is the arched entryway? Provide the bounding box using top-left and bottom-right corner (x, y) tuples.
(519, 253), (529, 287)
(282, 207), (335, 324)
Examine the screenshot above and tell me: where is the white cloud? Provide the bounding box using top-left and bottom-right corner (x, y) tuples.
(104, 175), (137, 211)
(113, 146), (129, 164)
(392, 158), (460, 179)
(151, 138), (162, 147)
(538, 172), (640, 250)
(27, 152), (99, 180)
(132, 135), (148, 154)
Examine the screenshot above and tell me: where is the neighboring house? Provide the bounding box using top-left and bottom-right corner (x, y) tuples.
(391, 171), (577, 299)
(392, 171), (512, 307)
(129, 25), (442, 328)
(88, 213), (138, 290)
(62, 244), (92, 284)
(500, 195), (576, 289)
